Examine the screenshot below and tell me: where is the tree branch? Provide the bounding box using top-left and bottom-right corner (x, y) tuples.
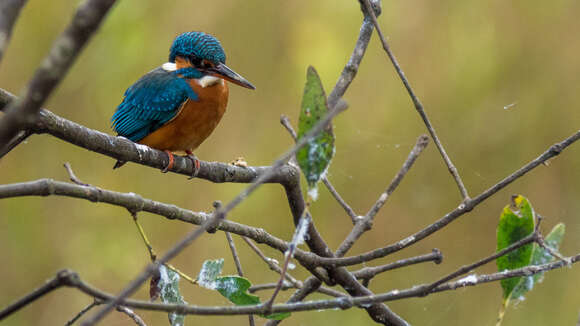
(312, 129), (580, 267)
(3, 256), (577, 321)
(359, 0), (470, 200)
(0, 270), (66, 320)
(352, 249), (442, 281)
(0, 0), (117, 150)
(224, 231), (255, 326)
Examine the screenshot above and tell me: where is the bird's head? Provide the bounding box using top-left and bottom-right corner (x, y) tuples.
(169, 31), (255, 89)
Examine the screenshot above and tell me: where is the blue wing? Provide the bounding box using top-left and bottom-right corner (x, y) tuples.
(111, 67), (199, 142)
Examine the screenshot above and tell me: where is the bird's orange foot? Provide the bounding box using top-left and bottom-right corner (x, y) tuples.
(185, 150), (200, 179)
(161, 150), (175, 173)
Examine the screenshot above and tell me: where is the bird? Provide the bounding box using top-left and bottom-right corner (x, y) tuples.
(111, 31), (255, 177)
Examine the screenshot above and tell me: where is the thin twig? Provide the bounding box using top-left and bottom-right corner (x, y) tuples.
(115, 306), (147, 326)
(423, 234), (537, 294)
(335, 134), (429, 257)
(64, 162), (91, 186)
(225, 233), (244, 277)
(353, 249), (442, 281)
(263, 277), (323, 326)
(224, 232), (255, 326)
(128, 210), (196, 285)
(536, 233), (570, 265)
(359, 0), (470, 201)
(0, 0), (117, 150)
(279, 115), (298, 140)
(242, 237), (346, 298)
(65, 299), (102, 326)
(249, 282), (345, 298)
(0, 270), (68, 320)
(242, 237), (300, 288)
(0, 129), (31, 159)
(265, 214), (311, 311)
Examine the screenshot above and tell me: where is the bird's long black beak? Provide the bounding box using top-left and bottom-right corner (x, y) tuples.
(209, 63), (255, 90)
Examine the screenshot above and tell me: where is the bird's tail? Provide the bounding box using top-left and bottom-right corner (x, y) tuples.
(113, 160), (127, 169)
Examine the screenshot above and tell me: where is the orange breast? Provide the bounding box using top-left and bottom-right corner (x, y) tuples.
(138, 78), (229, 153)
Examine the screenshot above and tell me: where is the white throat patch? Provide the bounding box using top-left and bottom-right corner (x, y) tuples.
(196, 75), (223, 88)
(162, 63), (223, 88)
(161, 62), (177, 71)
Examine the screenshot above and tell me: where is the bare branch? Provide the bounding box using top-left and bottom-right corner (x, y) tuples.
(64, 162), (91, 186)
(279, 115), (298, 140)
(115, 306), (147, 326)
(0, 0), (117, 150)
(536, 232), (570, 265)
(249, 282), (345, 298)
(0, 0), (28, 63)
(224, 231), (255, 326)
(359, 0), (470, 200)
(65, 300), (101, 326)
(226, 233), (244, 277)
(5, 258), (574, 319)
(242, 237), (302, 289)
(423, 234), (537, 294)
(0, 179), (316, 264)
(0, 129), (30, 159)
(0, 271), (66, 320)
(352, 249), (442, 281)
(335, 134), (429, 257)
(312, 129), (580, 267)
(327, 0), (378, 110)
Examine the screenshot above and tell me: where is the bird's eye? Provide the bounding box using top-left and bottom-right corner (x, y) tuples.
(189, 56), (202, 67)
(201, 59), (214, 69)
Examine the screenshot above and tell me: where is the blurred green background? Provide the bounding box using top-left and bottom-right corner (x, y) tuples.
(1, 0), (579, 325)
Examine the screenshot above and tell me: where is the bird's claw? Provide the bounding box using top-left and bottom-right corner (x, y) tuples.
(185, 150), (200, 179)
(161, 150), (175, 173)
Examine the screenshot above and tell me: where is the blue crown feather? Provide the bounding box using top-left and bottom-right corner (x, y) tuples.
(169, 31), (226, 64)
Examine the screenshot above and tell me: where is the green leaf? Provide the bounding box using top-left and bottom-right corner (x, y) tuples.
(215, 276), (260, 305)
(197, 261), (290, 321)
(496, 195), (535, 302)
(197, 258), (224, 289)
(510, 223), (566, 300)
(158, 265), (187, 326)
(296, 66), (335, 199)
(215, 276), (291, 320)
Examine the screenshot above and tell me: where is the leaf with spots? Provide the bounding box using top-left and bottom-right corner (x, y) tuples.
(296, 66), (335, 200)
(197, 258), (224, 289)
(157, 265), (187, 326)
(510, 223), (565, 302)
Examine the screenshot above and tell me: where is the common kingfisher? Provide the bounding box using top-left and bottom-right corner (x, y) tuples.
(111, 31), (255, 176)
